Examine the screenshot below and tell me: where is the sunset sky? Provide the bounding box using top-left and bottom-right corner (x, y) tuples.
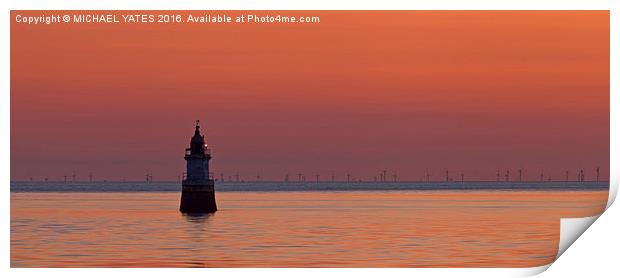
(11, 11), (609, 181)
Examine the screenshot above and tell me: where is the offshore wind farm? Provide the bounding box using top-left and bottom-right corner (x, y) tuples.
(11, 165), (609, 192)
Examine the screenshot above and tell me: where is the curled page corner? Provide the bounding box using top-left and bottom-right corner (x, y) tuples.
(548, 181), (615, 273)
(513, 263), (552, 277)
(606, 182), (618, 209)
(556, 214), (601, 259)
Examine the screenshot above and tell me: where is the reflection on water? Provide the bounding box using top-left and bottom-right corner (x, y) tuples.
(11, 191), (607, 267)
(182, 213), (214, 223)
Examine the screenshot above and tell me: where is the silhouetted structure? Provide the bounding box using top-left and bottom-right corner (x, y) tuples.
(540, 170), (544, 182)
(180, 120), (217, 213)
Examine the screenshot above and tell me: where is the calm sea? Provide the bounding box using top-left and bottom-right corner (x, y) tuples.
(11, 182), (608, 267)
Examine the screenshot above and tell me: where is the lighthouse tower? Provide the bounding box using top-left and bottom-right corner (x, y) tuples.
(179, 120), (217, 213)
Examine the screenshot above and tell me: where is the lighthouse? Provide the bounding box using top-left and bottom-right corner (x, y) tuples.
(179, 120), (217, 213)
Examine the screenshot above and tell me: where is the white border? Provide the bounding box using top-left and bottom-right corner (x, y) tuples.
(0, 0), (614, 10)
(608, 2), (618, 209)
(1, 1), (617, 277)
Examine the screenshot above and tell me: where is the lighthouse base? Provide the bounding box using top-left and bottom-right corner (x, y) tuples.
(180, 181), (217, 213)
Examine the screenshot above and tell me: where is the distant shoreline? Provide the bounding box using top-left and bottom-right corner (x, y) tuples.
(10, 181), (610, 193)
(9, 180), (612, 183)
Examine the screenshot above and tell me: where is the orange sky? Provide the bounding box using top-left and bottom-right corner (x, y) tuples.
(11, 11), (609, 181)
